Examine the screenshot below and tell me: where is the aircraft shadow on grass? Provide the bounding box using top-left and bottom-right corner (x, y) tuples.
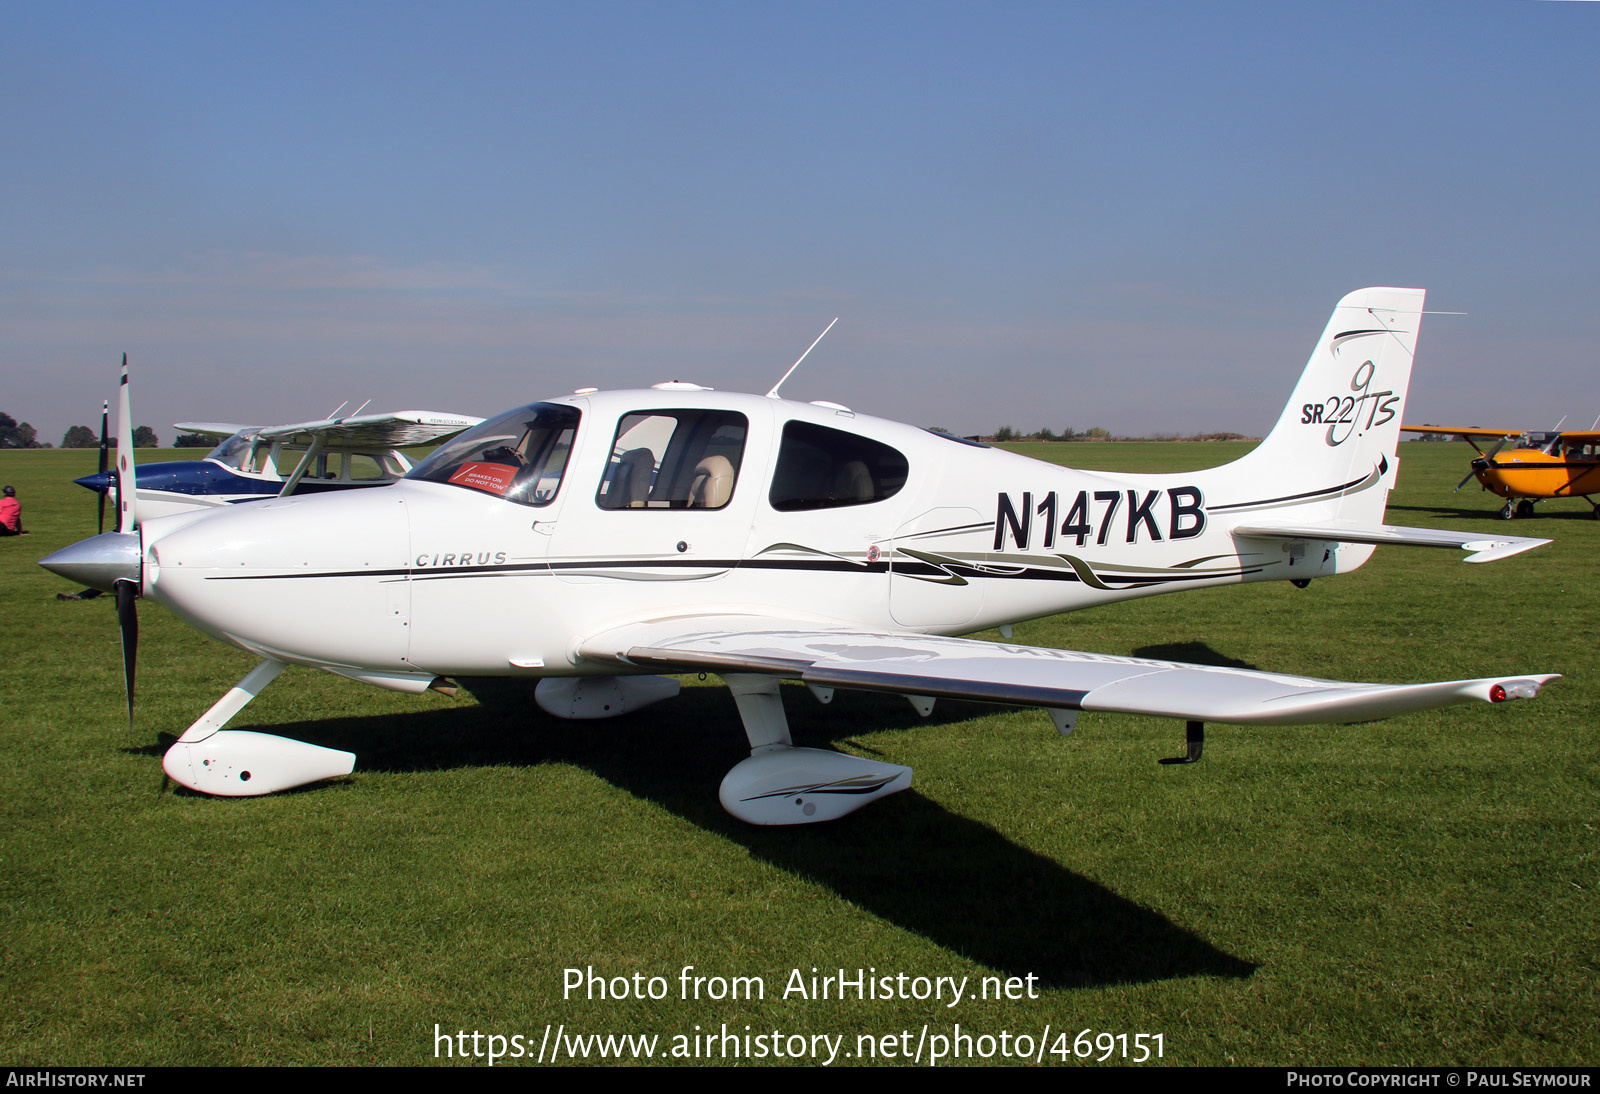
(1389, 500), (1597, 524)
(155, 681), (1255, 989)
(1131, 642), (1258, 671)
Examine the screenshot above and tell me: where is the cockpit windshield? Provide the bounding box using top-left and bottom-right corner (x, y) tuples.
(207, 429), (262, 471)
(406, 402), (580, 507)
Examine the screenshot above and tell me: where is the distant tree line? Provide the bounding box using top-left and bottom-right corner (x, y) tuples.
(61, 426), (160, 447)
(0, 416), (162, 449)
(986, 424), (1253, 443)
(990, 425), (1112, 442)
(0, 412), (44, 448)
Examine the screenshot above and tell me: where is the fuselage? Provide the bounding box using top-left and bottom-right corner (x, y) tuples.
(1473, 445), (1600, 500)
(139, 385), (1369, 680)
(76, 430), (414, 521)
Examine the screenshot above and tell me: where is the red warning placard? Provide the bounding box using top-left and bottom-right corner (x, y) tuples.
(448, 461), (518, 495)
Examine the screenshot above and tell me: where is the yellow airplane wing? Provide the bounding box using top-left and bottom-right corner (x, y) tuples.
(1401, 425), (1519, 438)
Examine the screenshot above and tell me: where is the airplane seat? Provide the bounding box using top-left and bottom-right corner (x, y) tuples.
(505, 457), (547, 502)
(689, 455), (735, 509)
(605, 448), (655, 508)
(832, 460), (874, 503)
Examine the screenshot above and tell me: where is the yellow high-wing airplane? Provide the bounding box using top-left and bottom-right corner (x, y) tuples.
(1403, 425), (1600, 519)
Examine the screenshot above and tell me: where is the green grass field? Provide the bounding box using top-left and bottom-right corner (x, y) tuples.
(1, 442), (1595, 1066)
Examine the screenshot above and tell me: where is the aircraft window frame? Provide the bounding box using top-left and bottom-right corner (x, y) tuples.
(406, 402), (582, 508)
(768, 420), (909, 512)
(595, 409), (748, 511)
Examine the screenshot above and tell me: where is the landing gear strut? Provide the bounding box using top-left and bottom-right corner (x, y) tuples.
(718, 674), (912, 824)
(1159, 720), (1205, 765)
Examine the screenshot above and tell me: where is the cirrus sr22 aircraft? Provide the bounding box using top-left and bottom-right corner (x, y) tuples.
(41, 288), (1557, 824)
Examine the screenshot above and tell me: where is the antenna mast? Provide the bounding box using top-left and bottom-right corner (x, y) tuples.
(766, 318), (838, 399)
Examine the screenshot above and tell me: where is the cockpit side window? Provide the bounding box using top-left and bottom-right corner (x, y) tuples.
(768, 421), (908, 511)
(596, 410), (747, 510)
(407, 402), (581, 507)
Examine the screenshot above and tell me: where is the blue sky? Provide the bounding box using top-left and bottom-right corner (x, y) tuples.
(3, 2), (1596, 445)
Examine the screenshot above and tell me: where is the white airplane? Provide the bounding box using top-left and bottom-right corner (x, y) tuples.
(41, 288), (1558, 825)
(73, 407), (483, 522)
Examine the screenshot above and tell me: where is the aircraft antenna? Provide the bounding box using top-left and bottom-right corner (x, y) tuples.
(1552, 415), (1567, 431)
(766, 318), (838, 399)
(325, 400), (350, 419)
(1590, 414), (1599, 430)
(349, 398), (373, 419)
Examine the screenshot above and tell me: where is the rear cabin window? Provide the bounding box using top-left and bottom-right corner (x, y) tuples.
(348, 454), (388, 481)
(596, 410), (748, 510)
(768, 421), (908, 511)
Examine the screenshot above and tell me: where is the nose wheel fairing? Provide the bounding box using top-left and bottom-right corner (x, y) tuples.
(164, 730), (355, 796)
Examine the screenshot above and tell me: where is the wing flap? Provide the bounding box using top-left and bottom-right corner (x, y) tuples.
(579, 616), (1556, 727)
(1232, 522), (1549, 563)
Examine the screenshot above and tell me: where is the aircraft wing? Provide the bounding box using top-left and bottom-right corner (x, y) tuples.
(1231, 522), (1549, 563)
(174, 422), (256, 437)
(254, 410), (483, 449)
(1402, 425), (1519, 438)
(578, 615), (1555, 726)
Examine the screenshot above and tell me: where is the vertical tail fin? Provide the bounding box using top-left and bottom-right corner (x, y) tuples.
(1214, 287), (1425, 526)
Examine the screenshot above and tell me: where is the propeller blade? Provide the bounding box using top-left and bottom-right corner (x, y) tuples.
(96, 400), (109, 534)
(115, 355), (139, 534)
(1455, 437), (1512, 492)
(115, 579), (138, 730)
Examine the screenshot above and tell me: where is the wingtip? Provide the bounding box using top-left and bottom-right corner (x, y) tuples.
(1485, 674), (1559, 702)
(1461, 538), (1552, 563)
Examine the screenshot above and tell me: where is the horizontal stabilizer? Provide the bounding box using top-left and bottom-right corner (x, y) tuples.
(1232, 522), (1549, 563)
(579, 616), (1558, 728)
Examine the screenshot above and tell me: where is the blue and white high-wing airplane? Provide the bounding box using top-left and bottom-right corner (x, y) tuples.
(73, 410), (483, 521)
(41, 289), (1558, 824)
